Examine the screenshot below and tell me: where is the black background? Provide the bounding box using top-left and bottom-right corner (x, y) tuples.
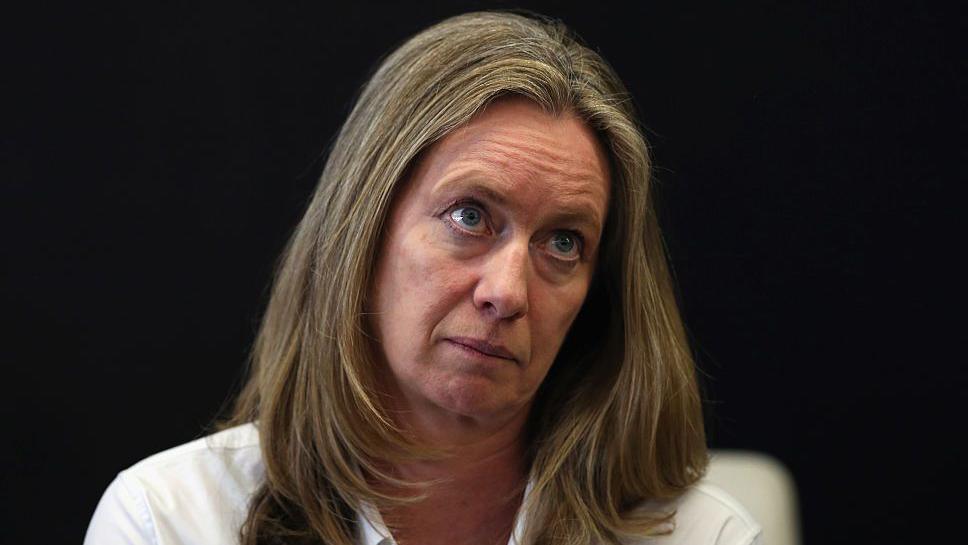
(2, 1), (962, 544)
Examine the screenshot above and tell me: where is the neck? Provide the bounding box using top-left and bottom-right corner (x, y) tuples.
(370, 406), (532, 545)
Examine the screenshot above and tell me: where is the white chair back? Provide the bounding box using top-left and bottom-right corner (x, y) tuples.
(705, 450), (802, 545)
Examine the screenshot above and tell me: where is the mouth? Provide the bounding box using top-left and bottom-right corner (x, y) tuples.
(445, 337), (518, 363)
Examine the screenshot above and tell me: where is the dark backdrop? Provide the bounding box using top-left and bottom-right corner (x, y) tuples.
(2, 1), (961, 544)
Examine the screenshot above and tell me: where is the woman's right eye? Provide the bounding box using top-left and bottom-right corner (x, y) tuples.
(449, 205), (487, 232)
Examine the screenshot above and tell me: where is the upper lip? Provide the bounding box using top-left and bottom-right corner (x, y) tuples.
(447, 337), (518, 362)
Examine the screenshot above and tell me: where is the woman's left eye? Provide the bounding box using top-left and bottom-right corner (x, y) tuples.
(548, 231), (581, 258)
(449, 206), (487, 231)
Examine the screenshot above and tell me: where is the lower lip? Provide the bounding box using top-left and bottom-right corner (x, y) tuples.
(445, 340), (515, 363)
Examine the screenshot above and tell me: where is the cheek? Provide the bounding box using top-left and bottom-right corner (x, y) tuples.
(530, 282), (591, 366)
(378, 227), (468, 344)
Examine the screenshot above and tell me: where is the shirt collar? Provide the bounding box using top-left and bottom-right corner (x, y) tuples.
(357, 500), (393, 545)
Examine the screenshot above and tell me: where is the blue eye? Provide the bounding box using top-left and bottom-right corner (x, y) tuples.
(549, 232), (579, 256)
(450, 206), (484, 229)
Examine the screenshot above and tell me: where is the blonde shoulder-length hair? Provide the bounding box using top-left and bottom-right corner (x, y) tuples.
(223, 10), (707, 545)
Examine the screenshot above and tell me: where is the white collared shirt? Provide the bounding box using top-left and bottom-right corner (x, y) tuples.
(84, 424), (761, 545)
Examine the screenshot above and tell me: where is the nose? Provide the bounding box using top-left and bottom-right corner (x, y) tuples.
(472, 240), (530, 321)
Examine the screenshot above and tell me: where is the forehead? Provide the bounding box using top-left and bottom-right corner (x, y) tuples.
(408, 97), (611, 227)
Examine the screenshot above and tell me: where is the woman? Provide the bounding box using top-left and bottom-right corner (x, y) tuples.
(85, 11), (761, 545)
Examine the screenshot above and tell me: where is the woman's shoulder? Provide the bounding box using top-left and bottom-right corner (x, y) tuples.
(123, 422), (262, 479)
(84, 423), (265, 545)
(629, 481), (763, 545)
(669, 482), (762, 544)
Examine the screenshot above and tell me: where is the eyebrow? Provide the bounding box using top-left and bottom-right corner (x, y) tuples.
(432, 175), (605, 236)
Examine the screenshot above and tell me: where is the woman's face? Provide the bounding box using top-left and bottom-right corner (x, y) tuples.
(370, 97), (610, 428)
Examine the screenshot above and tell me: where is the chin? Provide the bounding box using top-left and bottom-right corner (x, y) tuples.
(430, 376), (520, 421)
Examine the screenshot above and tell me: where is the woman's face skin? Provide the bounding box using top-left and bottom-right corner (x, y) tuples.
(370, 96), (610, 435)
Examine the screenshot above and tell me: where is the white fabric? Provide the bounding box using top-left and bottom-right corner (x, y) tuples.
(705, 450), (800, 545)
(84, 424), (762, 545)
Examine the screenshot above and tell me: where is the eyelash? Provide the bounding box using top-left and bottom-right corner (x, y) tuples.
(442, 199), (586, 262)
(547, 230), (585, 261)
(444, 199), (492, 236)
